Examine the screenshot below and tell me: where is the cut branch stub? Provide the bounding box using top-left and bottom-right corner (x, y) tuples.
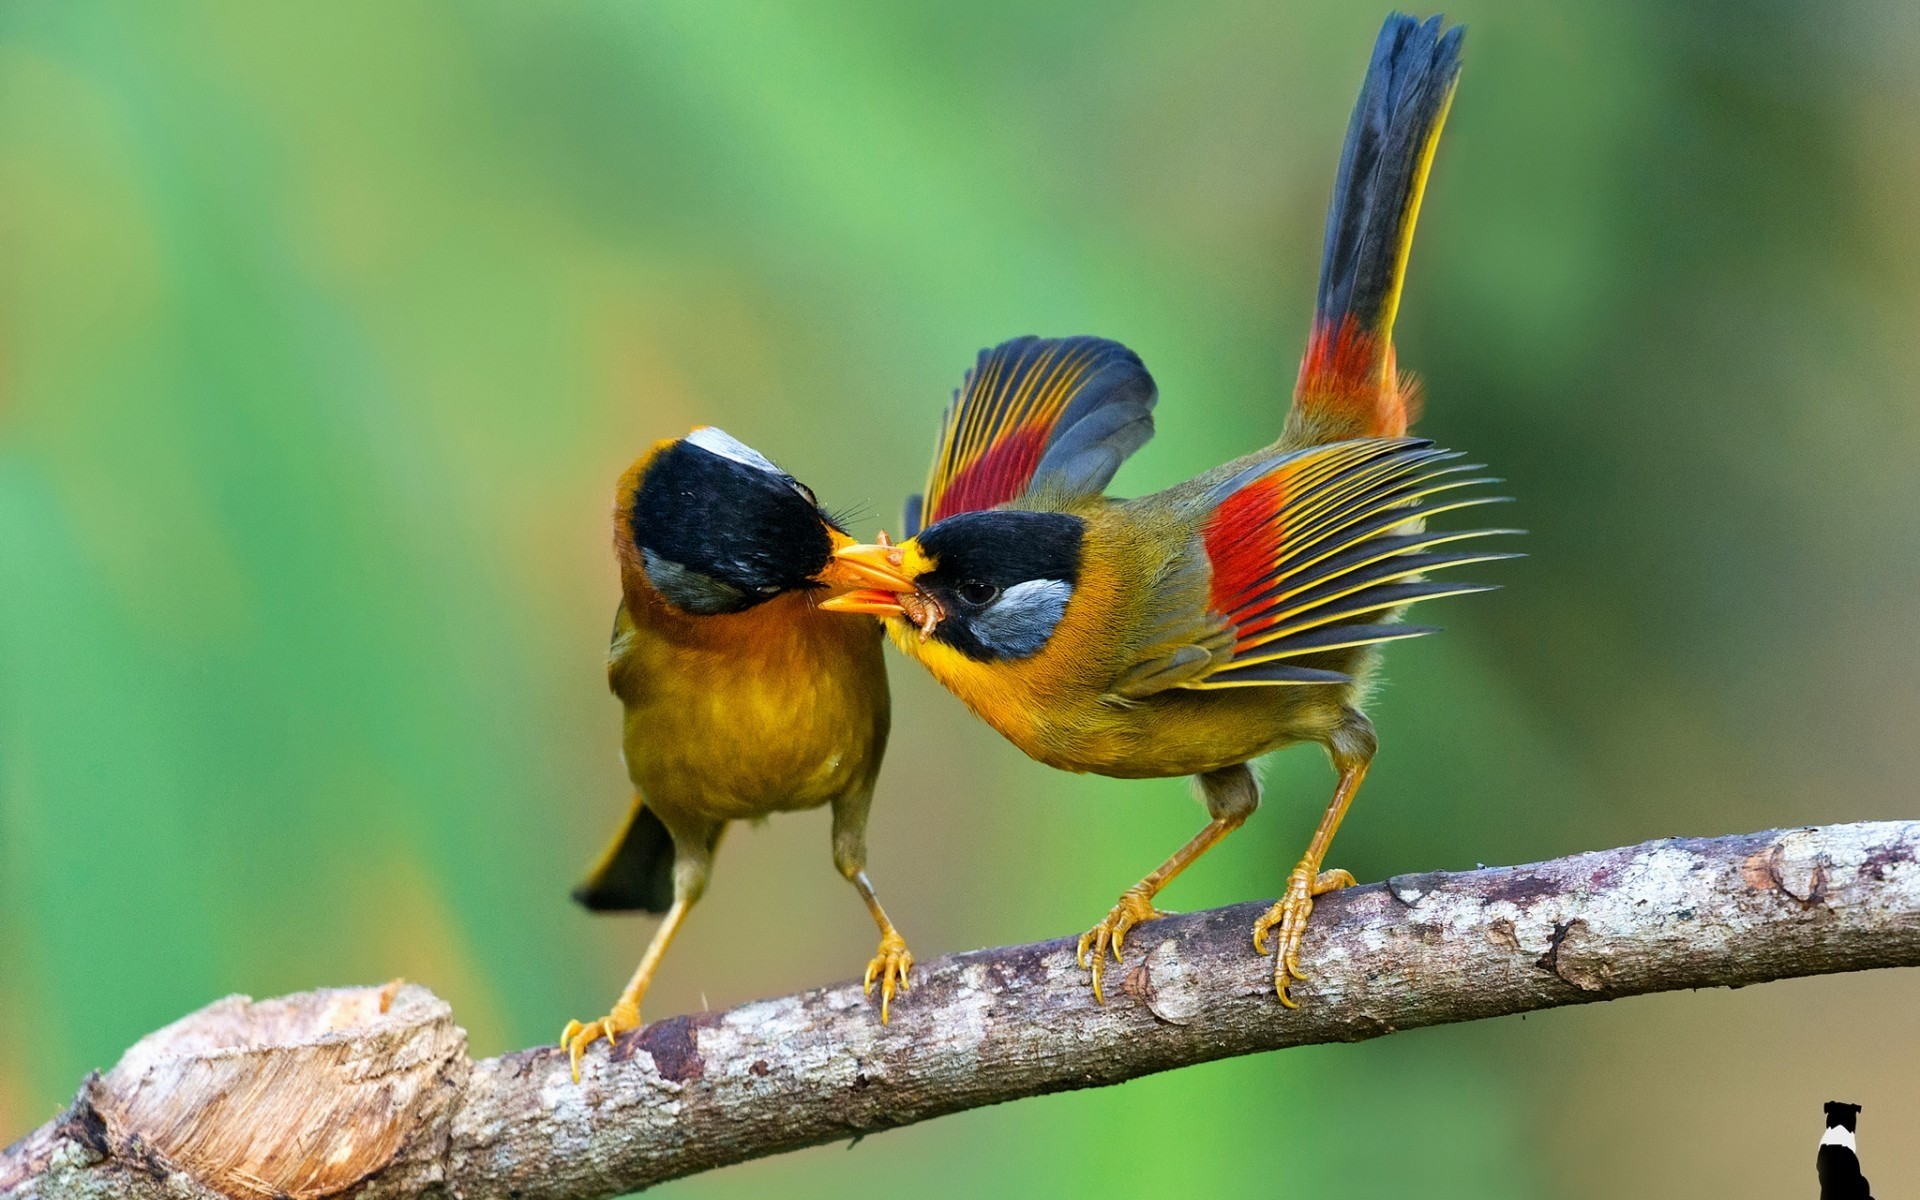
(13, 984), (467, 1199)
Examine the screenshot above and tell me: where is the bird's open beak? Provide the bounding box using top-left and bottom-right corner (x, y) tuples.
(818, 535), (944, 635)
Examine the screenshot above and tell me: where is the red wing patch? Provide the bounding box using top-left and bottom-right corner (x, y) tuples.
(1190, 439), (1517, 688)
(1204, 470), (1294, 628)
(933, 425), (1051, 521)
(911, 336), (1155, 532)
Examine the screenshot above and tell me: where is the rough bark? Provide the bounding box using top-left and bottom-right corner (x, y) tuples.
(4, 821), (1917, 1199)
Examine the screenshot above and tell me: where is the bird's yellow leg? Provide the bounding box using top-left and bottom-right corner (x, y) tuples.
(560, 896), (692, 1082)
(1078, 814), (1247, 1003)
(1253, 760), (1370, 1008)
(851, 870), (913, 1023)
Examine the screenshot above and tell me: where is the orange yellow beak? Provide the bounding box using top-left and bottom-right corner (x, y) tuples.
(818, 535), (944, 635)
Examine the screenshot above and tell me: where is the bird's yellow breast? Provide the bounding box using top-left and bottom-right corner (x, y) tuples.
(612, 589), (889, 823)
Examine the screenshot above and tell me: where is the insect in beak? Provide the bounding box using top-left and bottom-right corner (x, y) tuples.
(819, 532), (944, 636)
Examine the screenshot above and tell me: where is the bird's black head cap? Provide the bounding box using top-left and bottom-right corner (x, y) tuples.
(627, 427), (839, 616)
(913, 509), (1085, 661)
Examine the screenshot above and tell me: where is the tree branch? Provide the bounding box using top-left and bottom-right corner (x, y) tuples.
(5, 821), (1917, 1199)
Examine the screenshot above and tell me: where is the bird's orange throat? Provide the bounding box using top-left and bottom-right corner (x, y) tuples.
(882, 616), (1049, 751)
(624, 573), (853, 659)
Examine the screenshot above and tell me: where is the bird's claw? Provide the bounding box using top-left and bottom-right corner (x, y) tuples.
(1076, 887), (1166, 1004)
(559, 1000), (642, 1083)
(864, 931), (914, 1023)
(1252, 865), (1355, 1008)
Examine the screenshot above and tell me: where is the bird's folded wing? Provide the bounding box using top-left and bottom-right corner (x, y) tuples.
(1104, 544), (1238, 699)
(907, 336), (1156, 534)
(1179, 438), (1518, 690)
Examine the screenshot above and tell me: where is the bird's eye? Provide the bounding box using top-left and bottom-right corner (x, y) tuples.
(757, 584), (783, 595)
(955, 581), (1000, 608)
(791, 480), (818, 506)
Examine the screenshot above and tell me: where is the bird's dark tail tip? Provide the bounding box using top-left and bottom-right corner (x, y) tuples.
(1296, 13), (1463, 439)
(572, 801), (676, 914)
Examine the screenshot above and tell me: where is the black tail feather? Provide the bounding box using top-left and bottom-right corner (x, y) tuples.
(572, 802), (675, 914)
(1314, 13), (1464, 337)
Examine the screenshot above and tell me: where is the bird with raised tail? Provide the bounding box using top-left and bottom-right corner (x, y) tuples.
(821, 13), (1515, 1007)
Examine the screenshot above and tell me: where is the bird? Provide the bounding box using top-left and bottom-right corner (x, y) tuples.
(1818, 1102), (1873, 1200)
(822, 13), (1511, 1006)
(559, 426), (910, 1081)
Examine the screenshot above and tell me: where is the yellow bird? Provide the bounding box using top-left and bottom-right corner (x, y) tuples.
(825, 14), (1513, 1006)
(561, 427), (911, 1080)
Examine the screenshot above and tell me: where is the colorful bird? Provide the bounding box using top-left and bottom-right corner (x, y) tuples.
(823, 13), (1511, 1005)
(561, 427), (910, 1081)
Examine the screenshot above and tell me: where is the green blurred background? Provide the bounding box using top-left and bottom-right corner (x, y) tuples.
(3, 1), (1916, 1195)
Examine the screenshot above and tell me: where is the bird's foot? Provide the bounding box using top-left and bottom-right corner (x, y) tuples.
(863, 931), (914, 1023)
(864, 925), (913, 1021)
(1252, 864), (1355, 1008)
(559, 1000), (642, 1083)
(1077, 886), (1167, 1004)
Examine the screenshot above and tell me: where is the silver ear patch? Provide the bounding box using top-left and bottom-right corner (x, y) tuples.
(970, 578), (1073, 658)
(686, 426), (783, 476)
(640, 548), (751, 615)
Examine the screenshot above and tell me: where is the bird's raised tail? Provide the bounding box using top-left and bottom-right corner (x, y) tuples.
(1287, 13), (1463, 446)
(572, 799), (675, 914)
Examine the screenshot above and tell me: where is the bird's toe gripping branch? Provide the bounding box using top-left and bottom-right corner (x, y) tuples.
(1252, 865), (1357, 1007)
(560, 1002), (643, 1083)
(1077, 887), (1168, 1004)
(864, 931), (915, 1024)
